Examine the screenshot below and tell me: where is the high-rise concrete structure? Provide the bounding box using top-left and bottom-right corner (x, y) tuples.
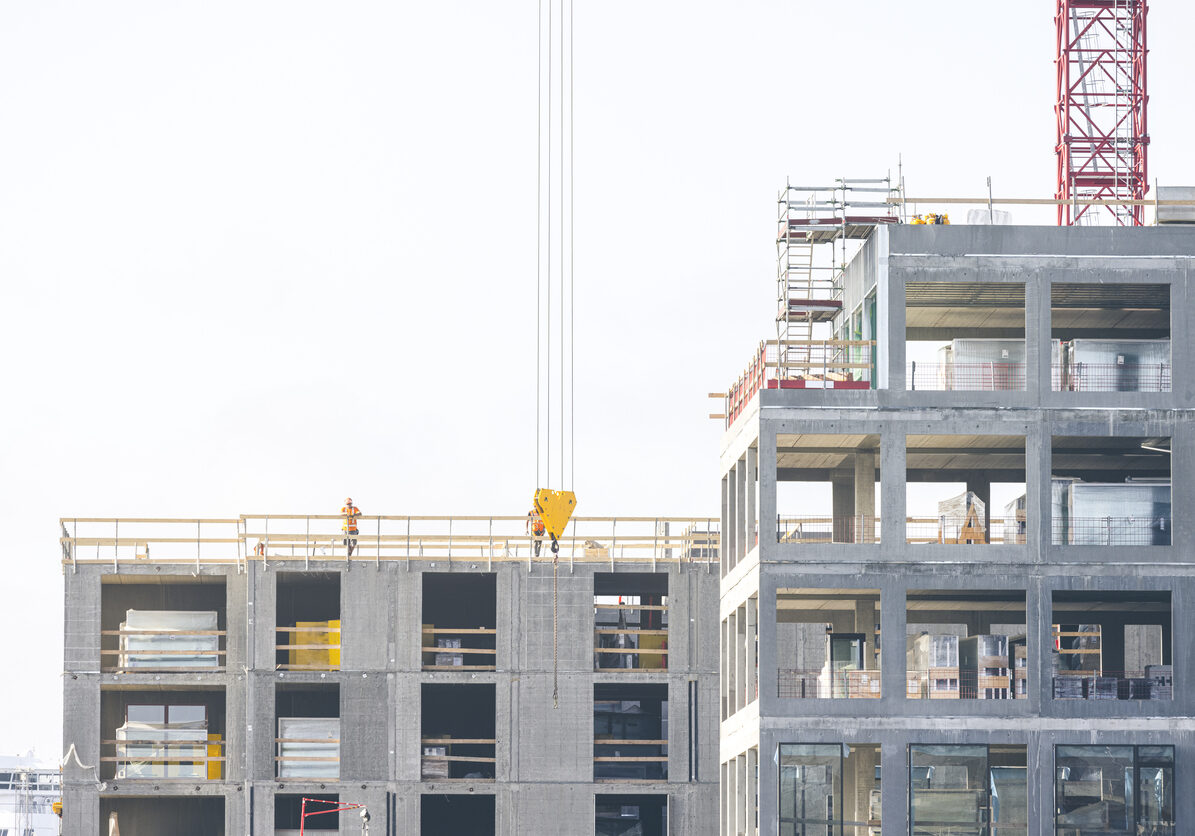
(58, 515), (720, 835)
(719, 223), (1194, 835)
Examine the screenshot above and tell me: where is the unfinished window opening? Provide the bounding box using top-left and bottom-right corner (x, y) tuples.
(778, 743), (881, 836)
(420, 683), (496, 781)
(421, 794), (495, 836)
(1055, 745), (1174, 835)
(721, 597), (759, 719)
(100, 687), (225, 781)
(906, 590), (1028, 701)
(276, 572), (340, 672)
(100, 576), (226, 672)
(910, 744), (1027, 836)
(776, 588), (880, 700)
(594, 683), (668, 781)
(274, 793), (339, 833)
(594, 573), (668, 672)
(422, 573), (497, 671)
(596, 794), (667, 836)
(100, 797), (224, 836)
(1051, 436), (1172, 546)
(1051, 283), (1171, 392)
(905, 282), (1027, 391)
(275, 683), (339, 779)
(1051, 591), (1172, 701)
(776, 434), (880, 544)
(906, 434), (1026, 545)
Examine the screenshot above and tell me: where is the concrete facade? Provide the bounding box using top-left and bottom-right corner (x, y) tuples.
(719, 224), (1195, 835)
(61, 553), (719, 835)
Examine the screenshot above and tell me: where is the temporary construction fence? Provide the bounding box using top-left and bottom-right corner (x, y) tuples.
(59, 515), (720, 570)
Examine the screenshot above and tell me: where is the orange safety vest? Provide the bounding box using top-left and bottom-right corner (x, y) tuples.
(531, 513), (545, 536)
(341, 505), (361, 533)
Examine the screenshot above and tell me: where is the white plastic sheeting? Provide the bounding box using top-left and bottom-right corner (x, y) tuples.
(276, 718), (339, 779)
(114, 720), (208, 779)
(119, 609), (219, 669)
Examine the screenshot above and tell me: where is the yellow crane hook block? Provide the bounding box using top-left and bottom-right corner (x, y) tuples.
(534, 489), (578, 544)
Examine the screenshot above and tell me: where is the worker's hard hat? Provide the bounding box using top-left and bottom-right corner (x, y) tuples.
(345, 497), (352, 504)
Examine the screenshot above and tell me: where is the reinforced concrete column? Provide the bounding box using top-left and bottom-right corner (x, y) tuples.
(731, 453), (740, 566)
(879, 430), (906, 549)
(831, 469), (854, 543)
(746, 445), (758, 554)
(758, 424), (778, 559)
(855, 449), (877, 543)
(746, 596), (758, 706)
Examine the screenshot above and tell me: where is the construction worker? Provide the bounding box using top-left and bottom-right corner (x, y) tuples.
(341, 497), (361, 557)
(527, 507), (546, 557)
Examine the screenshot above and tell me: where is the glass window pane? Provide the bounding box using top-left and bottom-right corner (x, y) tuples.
(1137, 745), (1175, 836)
(166, 705), (206, 726)
(779, 744), (842, 836)
(1055, 746), (1134, 834)
(126, 704), (165, 724)
(910, 745), (988, 836)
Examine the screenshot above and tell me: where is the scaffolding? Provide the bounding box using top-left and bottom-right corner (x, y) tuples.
(774, 178), (899, 379)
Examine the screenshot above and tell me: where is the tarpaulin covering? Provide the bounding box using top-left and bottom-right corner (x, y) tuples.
(119, 610), (219, 669)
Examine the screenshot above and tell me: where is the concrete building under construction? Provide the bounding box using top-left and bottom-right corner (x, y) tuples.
(58, 516), (720, 835)
(717, 185), (1195, 835)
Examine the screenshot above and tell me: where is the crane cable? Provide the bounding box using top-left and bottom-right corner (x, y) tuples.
(536, 0), (573, 709)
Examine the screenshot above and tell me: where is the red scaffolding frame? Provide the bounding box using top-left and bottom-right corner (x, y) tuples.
(1055, 0), (1149, 226)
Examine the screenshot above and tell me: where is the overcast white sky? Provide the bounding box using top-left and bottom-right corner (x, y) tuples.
(2, 1), (1193, 759)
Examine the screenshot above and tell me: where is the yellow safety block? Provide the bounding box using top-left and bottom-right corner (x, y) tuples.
(533, 489), (578, 541)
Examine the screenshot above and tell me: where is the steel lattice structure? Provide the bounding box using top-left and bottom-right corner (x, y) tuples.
(1055, 0), (1148, 225)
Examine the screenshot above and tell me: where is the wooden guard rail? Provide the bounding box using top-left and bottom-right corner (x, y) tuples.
(100, 628), (227, 673)
(104, 737), (225, 779)
(422, 627), (497, 671)
(593, 603), (668, 672)
(275, 624), (341, 672)
(420, 736), (497, 780)
(59, 515), (719, 568)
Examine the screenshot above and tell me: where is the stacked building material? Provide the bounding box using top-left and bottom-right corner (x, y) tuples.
(276, 718), (339, 778)
(936, 492), (987, 543)
(1146, 665), (1173, 700)
(847, 670), (881, 698)
(288, 620), (340, 669)
(435, 636), (463, 667)
(908, 633), (960, 699)
(119, 609), (219, 669)
(421, 745), (450, 779)
(960, 635), (1010, 699)
(1012, 642), (1028, 699)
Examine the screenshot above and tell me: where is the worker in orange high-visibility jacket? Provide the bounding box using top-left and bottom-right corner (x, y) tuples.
(342, 498), (361, 557)
(527, 507), (546, 558)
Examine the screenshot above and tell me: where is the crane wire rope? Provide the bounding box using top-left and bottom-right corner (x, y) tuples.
(532, 0), (574, 710)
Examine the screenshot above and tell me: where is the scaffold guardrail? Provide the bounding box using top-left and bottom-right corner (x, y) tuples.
(59, 515), (720, 570)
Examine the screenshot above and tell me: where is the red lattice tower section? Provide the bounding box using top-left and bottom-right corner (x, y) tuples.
(1055, 0), (1148, 225)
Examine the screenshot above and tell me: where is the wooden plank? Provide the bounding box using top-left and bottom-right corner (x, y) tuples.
(421, 647), (496, 655)
(101, 756), (226, 763)
(421, 738), (496, 745)
(274, 644), (343, 651)
(427, 628), (496, 635)
(594, 739), (667, 746)
(421, 756), (497, 764)
(593, 604), (668, 611)
(102, 630), (226, 637)
(274, 738), (341, 744)
(274, 756), (340, 762)
(101, 649), (226, 657)
(276, 626), (340, 634)
(594, 647), (668, 655)
(422, 665), (496, 671)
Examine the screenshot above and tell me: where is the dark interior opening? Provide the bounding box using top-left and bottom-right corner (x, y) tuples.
(421, 793), (495, 836)
(274, 793), (339, 831)
(99, 796), (223, 836)
(596, 794), (668, 836)
(421, 684), (496, 780)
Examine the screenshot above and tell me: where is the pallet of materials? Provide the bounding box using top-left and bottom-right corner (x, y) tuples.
(847, 670), (881, 698)
(1146, 665), (1173, 700)
(288, 620), (340, 669)
(926, 667), (961, 699)
(119, 609), (220, 669)
(276, 717), (339, 779)
(421, 745), (450, 779)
